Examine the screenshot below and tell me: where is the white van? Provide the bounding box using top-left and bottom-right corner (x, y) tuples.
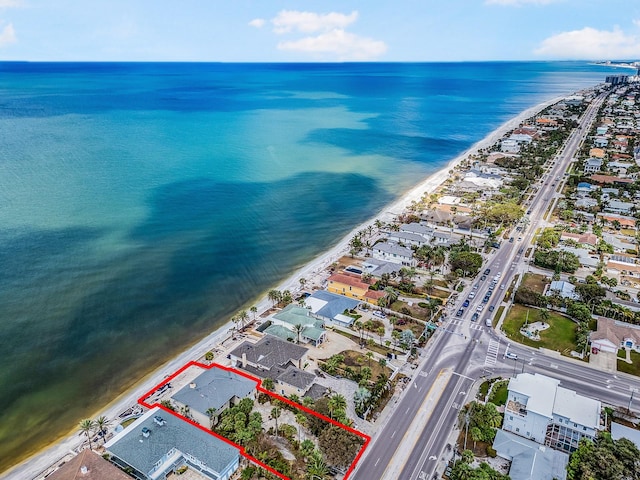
(485, 318), (492, 327)
(505, 352), (518, 360)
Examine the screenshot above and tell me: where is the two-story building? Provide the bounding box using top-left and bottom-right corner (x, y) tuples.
(371, 242), (416, 267)
(327, 272), (385, 304)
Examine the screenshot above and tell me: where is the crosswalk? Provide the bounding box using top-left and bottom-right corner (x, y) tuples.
(484, 338), (500, 368)
(449, 319), (483, 331)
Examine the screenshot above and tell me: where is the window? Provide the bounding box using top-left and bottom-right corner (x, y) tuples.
(509, 416), (513, 421)
(516, 428), (520, 432)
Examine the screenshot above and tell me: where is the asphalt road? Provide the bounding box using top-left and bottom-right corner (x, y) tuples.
(351, 91), (634, 480)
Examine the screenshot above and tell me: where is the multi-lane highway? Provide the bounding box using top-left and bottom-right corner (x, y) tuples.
(352, 90), (640, 480)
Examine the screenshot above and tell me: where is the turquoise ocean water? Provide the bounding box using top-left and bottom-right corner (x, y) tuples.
(0, 62), (621, 471)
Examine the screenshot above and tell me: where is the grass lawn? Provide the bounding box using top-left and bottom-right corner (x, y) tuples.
(478, 380), (491, 400)
(520, 273), (548, 295)
(488, 380), (509, 406)
(502, 304), (577, 354)
(617, 351), (640, 377)
(333, 329), (403, 355)
(429, 288), (451, 299)
(493, 306), (505, 326)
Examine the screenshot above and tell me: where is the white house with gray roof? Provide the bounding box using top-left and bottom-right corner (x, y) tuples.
(493, 430), (568, 480)
(229, 335), (308, 372)
(305, 290), (360, 327)
(105, 407), (239, 480)
(267, 304), (326, 346)
(583, 158), (603, 173)
(172, 367), (256, 427)
(503, 373), (601, 453)
(387, 231), (429, 247)
(372, 242), (416, 266)
(400, 222), (434, 237)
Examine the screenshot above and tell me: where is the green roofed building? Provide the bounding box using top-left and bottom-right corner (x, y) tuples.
(266, 304), (326, 346)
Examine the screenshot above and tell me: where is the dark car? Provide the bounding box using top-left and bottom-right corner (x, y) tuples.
(471, 312), (479, 322)
(509, 237), (514, 243)
(488, 305), (495, 312)
(518, 247), (524, 254)
(462, 300), (470, 307)
(482, 295), (490, 303)
(480, 275), (487, 281)
(456, 309), (464, 317)
(484, 268), (491, 275)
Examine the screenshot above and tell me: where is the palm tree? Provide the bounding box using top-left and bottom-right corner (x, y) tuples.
(271, 406), (281, 438)
(361, 367), (372, 385)
(250, 306), (258, 321)
(365, 351), (374, 368)
(262, 377), (275, 392)
(327, 394), (347, 420)
(94, 416), (109, 445)
(268, 289), (281, 307)
(79, 418), (96, 450)
(293, 323), (305, 344)
(238, 309), (249, 330)
(470, 426), (482, 449)
(377, 326), (385, 346)
(306, 451), (329, 479)
(539, 308), (550, 324)
(206, 407), (217, 428)
(299, 277), (307, 289)
(384, 286), (399, 307)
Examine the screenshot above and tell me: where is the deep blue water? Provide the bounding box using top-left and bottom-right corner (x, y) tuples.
(0, 61), (620, 470)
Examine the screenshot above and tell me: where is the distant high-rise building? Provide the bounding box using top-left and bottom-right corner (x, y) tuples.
(605, 75), (629, 85)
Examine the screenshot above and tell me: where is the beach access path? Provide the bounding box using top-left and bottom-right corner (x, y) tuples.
(2, 94), (568, 480)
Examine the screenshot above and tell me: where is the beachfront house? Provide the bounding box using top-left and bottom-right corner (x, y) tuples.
(304, 290), (360, 327)
(327, 271), (385, 304)
(387, 230), (430, 247)
(266, 304), (326, 346)
(47, 450), (133, 480)
(229, 335), (315, 397)
(371, 242), (417, 267)
(502, 373), (601, 453)
(105, 407), (240, 480)
(171, 366), (256, 427)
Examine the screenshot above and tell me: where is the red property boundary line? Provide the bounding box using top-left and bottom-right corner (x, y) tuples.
(137, 361), (371, 480)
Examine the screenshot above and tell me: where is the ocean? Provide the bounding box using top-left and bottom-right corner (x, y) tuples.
(0, 61), (621, 472)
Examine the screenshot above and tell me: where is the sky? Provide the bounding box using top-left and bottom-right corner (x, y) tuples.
(1, 0), (640, 62)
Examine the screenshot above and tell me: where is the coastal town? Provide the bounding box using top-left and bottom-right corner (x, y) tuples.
(9, 72), (640, 480)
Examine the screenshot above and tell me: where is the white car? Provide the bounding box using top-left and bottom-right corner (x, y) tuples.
(372, 310), (386, 319)
(477, 305), (484, 311)
(500, 284), (506, 290)
(469, 292), (476, 299)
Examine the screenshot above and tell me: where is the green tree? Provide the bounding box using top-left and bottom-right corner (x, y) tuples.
(470, 426), (482, 449)
(449, 251), (483, 277)
(262, 377), (275, 392)
(94, 415), (109, 445)
(327, 394), (347, 420)
(79, 418), (96, 450)
(268, 289), (281, 307)
(567, 433), (640, 480)
(293, 323), (304, 344)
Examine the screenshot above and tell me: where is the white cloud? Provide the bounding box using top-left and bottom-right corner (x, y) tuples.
(277, 29), (387, 60)
(272, 10), (358, 34)
(633, 19), (640, 28)
(0, 22), (16, 47)
(248, 18), (265, 28)
(534, 26), (640, 59)
(485, 0), (560, 5)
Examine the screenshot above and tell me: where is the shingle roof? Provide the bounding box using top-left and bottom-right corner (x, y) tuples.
(229, 335), (308, 370)
(304, 383), (330, 401)
(493, 430), (568, 480)
(47, 449), (132, 480)
(105, 407), (238, 477)
(306, 290), (359, 320)
(172, 367), (256, 416)
(277, 366), (315, 390)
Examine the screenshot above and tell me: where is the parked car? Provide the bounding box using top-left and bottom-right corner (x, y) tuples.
(484, 268), (491, 275)
(505, 352), (518, 360)
(477, 305), (484, 311)
(462, 300), (470, 307)
(373, 310), (386, 319)
(480, 275), (487, 281)
(482, 295), (490, 303)
(456, 309), (464, 317)
(469, 292), (476, 299)
(471, 313), (479, 322)
(488, 305), (495, 312)
(485, 318), (492, 327)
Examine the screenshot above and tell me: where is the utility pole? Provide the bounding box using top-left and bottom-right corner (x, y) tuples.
(628, 388), (637, 414)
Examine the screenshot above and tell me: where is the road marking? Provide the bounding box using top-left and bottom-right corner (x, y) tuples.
(484, 338), (500, 367)
(391, 430), (396, 438)
(375, 458), (380, 467)
(379, 369), (452, 480)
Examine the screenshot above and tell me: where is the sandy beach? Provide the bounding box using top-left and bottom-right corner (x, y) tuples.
(1, 94), (565, 480)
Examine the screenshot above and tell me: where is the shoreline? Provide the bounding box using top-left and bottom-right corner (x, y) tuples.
(1, 93), (567, 480)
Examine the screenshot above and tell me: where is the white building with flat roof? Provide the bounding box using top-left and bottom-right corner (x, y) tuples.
(503, 373), (601, 453)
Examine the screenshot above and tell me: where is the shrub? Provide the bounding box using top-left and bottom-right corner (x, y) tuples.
(486, 445), (497, 458)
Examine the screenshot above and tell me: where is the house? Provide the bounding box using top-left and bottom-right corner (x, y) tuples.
(564, 95), (584, 106)
(598, 213), (637, 228)
(305, 290), (360, 327)
(557, 246), (599, 268)
(589, 147), (606, 158)
(607, 255), (640, 276)
(105, 407), (240, 480)
(590, 174), (634, 185)
(583, 158), (603, 173)
(47, 449), (132, 480)
(593, 136), (609, 148)
(327, 272), (384, 304)
(546, 280), (578, 300)
(608, 161), (634, 175)
(575, 197), (598, 209)
(493, 430), (568, 480)
(229, 335), (308, 372)
(400, 222), (434, 238)
(501, 139), (520, 153)
(596, 126), (609, 136)
(387, 231), (429, 247)
(361, 257), (403, 278)
(535, 117), (559, 130)
(229, 335), (314, 396)
(432, 231), (452, 246)
(172, 366), (256, 427)
(590, 317), (640, 354)
(372, 242), (416, 267)
(509, 133), (534, 144)
(604, 200), (634, 215)
(560, 232), (598, 248)
(502, 373), (601, 453)
(267, 304), (327, 346)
